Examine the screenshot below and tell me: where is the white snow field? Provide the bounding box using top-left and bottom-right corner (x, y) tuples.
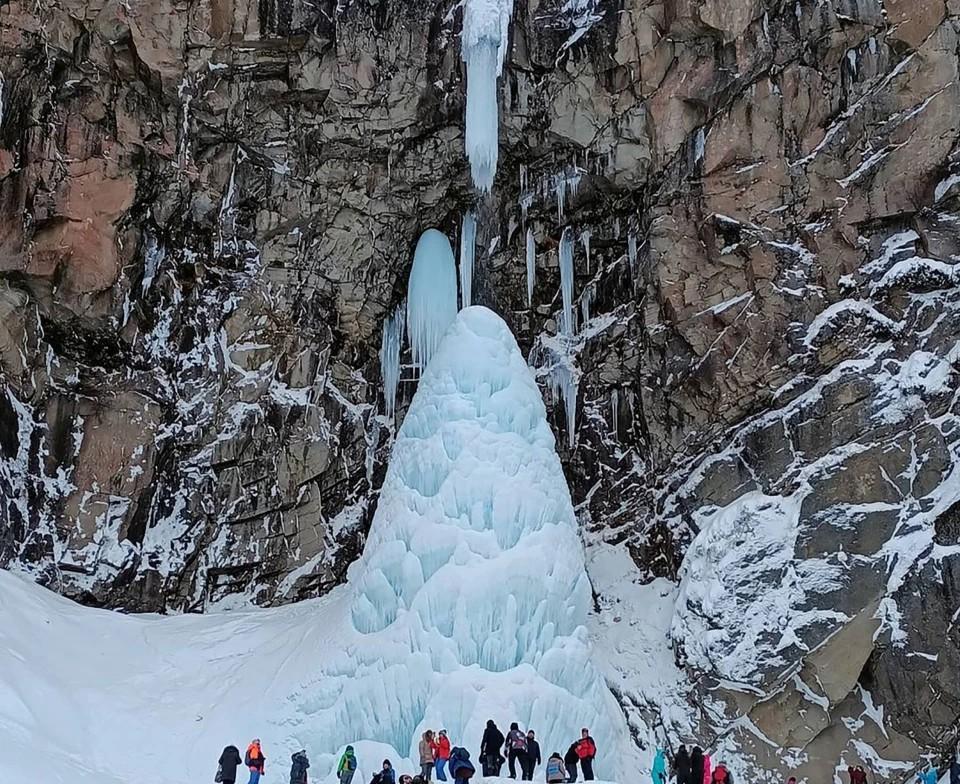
(0, 306), (634, 784)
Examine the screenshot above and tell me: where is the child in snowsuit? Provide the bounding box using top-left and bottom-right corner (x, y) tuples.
(290, 750), (310, 784)
(546, 754), (568, 784)
(339, 746), (358, 784)
(246, 740), (267, 784)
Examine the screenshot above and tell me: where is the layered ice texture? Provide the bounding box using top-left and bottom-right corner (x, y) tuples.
(0, 306), (629, 784)
(462, 0), (514, 192)
(350, 306), (626, 766)
(407, 229), (458, 371)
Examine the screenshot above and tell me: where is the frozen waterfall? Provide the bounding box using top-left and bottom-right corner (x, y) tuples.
(462, 0), (514, 192)
(460, 212), (477, 308)
(559, 227), (575, 335)
(346, 306), (627, 772)
(380, 303), (405, 418)
(407, 229), (458, 371)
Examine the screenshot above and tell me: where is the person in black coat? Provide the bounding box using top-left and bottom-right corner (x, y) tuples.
(522, 731), (541, 781)
(564, 743), (580, 783)
(674, 745), (691, 784)
(219, 745), (243, 784)
(690, 747), (705, 784)
(480, 720), (505, 777)
(949, 755), (960, 784)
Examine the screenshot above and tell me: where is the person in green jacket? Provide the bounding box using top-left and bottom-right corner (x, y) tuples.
(339, 746), (359, 784)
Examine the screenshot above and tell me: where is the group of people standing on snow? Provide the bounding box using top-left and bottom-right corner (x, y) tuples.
(214, 724), (598, 784)
(657, 745), (732, 784)
(480, 720), (597, 782)
(216, 740), (282, 784)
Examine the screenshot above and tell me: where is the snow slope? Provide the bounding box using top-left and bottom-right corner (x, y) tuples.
(0, 307), (634, 784)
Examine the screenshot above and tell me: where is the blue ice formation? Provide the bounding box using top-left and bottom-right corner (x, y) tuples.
(380, 303), (405, 418)
(559, 227), (575, 335)
(346, 306), (627, 773)
(406, 229), (458, 372)
(462, 0), (514, 192)
(460, 212), (477, 308)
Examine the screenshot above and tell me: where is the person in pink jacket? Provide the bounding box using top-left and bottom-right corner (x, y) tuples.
(703, 754), (712, 784)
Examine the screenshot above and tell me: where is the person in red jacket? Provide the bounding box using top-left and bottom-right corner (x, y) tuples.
(848, 766), (868, 784)
(433, 730), (452, 781)
(575, 730), (596, 781)
(246, 739), (266, 784)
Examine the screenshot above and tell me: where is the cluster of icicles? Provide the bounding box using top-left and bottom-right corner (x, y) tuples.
(379, 0), (634, 444)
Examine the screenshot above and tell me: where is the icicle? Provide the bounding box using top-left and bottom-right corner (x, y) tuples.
(610, 388), (619, 440)
(545, 365), (578, 448)
(380, 303), (405, 418)
(580, 229), (592, 274)
(525, 228), (536, 306)
(460, 212), (477, 308)
(462, 0), (515, 192)
(627, 231), (637, 276)
(0, 71), (5, 128)
(559, 227), (575, 335)
(407, 229), (458, 371)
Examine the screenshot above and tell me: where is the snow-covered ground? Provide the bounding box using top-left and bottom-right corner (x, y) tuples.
(0, 307), (638, 784)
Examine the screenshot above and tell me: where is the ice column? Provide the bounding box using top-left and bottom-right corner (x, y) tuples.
(407, 229), (458, 371)
(559, 227), (575, 335)
(462, 0), (514, 192)
(380, 303), (405, 418)
(525, 228), (536, 306)
(460, 212), (477, 308)
(348, 306), (626, 770)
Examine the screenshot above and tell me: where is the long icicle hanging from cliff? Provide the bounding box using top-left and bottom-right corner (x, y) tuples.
(460, 212), (477, 307)
(380, 303), (405, 418)
(559, 226), (575, 335)
(462, 0), (514, 192)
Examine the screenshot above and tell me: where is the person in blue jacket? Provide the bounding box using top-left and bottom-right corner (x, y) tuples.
(652, 749), (667, 784)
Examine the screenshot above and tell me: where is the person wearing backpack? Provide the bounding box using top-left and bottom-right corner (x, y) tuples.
(480, 720), (505, 777)
(217, 745), (243, 784)
(575, 730), (596, 781)
(564, 743), (580, 782)
(522, 731), (541, 781)
(290, 750), (310, 784)
(433, 730), (452, 781)
(339, 746), (358, 784)
(545, 753), (568, 784)
(246, 739), (267, 784)
(505, 722), (528, 779)
(449, 747), (476, 782)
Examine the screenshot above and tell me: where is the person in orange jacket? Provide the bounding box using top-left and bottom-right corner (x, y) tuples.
(433, 729), (452, 781)
(246, 739), (267, 784)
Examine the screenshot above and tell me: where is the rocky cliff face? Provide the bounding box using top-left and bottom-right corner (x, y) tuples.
(1, 0), (959, 778)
